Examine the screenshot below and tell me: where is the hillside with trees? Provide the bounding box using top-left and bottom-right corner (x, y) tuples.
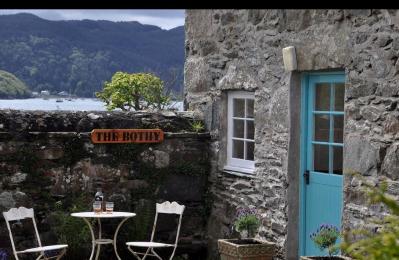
(0, 13), (184, 98)
(0, 70), (31, 98)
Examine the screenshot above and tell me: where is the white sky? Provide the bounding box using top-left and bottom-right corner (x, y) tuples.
(0, 9), (185, 30)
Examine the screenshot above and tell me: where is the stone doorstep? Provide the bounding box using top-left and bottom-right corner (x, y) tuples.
(300, 256), (353, 260)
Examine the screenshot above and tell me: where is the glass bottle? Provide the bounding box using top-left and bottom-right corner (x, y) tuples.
(94, 188), (104, 211)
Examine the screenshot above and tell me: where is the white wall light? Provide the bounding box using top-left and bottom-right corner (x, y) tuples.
(282, 46), (297, 71)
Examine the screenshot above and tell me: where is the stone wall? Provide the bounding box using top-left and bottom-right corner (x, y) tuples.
(185, 9), (399, 259)
(0, 110), (210, 260)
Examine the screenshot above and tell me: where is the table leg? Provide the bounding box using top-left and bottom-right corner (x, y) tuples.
(113, 217), (130, 260)
(82, 217), (96, 260)
(95, 218), (102, 260)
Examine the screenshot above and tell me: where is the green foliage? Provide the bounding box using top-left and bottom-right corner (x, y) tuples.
(51, 195), (92, 259)
(341, 174), (399, 260)
(0, 70), (30, 98)
(0, 13), (184, 97)
(190, 121), (205, 133)
(234, 208), (261, 238)
(96, 72), (170, 111)
(310, 224), (340, 257)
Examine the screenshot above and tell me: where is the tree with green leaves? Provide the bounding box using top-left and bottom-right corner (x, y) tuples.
(96, 72), (170, 111)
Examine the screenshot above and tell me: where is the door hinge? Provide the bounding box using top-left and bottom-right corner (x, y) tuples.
(304, 170), (310, 185)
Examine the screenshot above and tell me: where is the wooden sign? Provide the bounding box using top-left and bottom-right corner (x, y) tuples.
(91, 129), (164, 144)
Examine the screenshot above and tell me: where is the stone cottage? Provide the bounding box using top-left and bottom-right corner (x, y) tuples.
(184, 9), (399, 259)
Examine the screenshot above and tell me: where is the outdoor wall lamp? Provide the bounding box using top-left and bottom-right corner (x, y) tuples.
(282, 46), (297, 71)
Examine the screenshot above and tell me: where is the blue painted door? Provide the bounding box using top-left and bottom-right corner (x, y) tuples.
(300, 73), (345, 256)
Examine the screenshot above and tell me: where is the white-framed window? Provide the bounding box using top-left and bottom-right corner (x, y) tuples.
(224, 91), (255, 174)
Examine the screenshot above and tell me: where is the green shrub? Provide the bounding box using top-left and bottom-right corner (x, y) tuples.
(190, 121), (205, 133)
(341, 174), (399, 259)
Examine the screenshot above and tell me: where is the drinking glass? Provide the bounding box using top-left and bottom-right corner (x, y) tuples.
(93, 201), (102, 214)
(105, 202), (114, 214)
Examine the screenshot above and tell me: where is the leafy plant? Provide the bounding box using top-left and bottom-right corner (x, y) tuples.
(341, 174), (399, 260)
(234, 207), (261, 238)
(191, 120), (205, 133)
(51, 196), (92, 259)
(96, 72), (171, 111)
(310, 224), (340, 257)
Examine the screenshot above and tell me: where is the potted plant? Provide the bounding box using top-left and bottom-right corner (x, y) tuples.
(301, 224), (351, 260)
(218, 207), (276, 260)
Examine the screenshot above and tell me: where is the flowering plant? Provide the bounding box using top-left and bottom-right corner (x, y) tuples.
(0, 249), (7, 260)
(234, 207), (261, 238)
(310, 223), (341, 257)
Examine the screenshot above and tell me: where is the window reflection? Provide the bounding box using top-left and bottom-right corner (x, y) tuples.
(314, 144), (329, 173)
(314, 115), (330, 142)
(233, 99), (245, 117)
(233, 140), (244, 159)
(333, 146), (343, 175)
(315, 83), (330, 111)
(334, 83), (345, 111)
(333, 116), (343, 143)
(233, 119), (244, 138)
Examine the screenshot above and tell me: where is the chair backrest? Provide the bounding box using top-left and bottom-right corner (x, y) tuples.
(150, 201), (185, 247)
(156, 201), (185, 215)
(2, 207), (42, 259)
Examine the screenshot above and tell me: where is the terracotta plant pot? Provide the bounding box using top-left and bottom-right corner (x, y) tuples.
(300, 256), (352, 260)
(218, 238), (275, 260)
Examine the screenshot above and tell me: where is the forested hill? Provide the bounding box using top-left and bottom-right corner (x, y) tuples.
(0, 13), (184, 97)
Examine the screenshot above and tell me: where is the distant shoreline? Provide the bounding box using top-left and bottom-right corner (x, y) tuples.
(0, 98), (183, 111)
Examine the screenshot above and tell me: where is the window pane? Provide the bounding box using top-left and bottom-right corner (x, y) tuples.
(233, 140), (244, 159)
(246, 99), (254, 118)
(333, 115), (344, 143)
(233, 119), (244, 138)
(246, 141), (254, 161)
(334, 83), (345, 111)
(314, 144), (329, 173)
(333, 146), (343, 175)
(233, 98), (245, 117)
(315, 83), (330, 111)
(246, 120), (254, 140)
(314, 114), (330, 142)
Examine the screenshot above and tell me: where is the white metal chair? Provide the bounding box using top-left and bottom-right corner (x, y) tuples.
(3, 207), (68, 260)
(126, 201), (185, 260)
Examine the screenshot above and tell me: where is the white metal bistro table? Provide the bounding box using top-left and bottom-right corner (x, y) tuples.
(71, 211), (136, 260)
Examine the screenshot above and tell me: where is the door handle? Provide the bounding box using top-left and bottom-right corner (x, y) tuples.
(304, 170), (310, 185)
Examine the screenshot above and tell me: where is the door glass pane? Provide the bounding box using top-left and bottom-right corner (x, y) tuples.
(233, 98), (245, 117)
(314, 114), (330, 142)
(334, 83), (345, 111)
(333, 146), (343, 175)
(246, 120), (254, 140)
(315, 83), (330, 111)
(314, 144), (329, 173)
(247, 99), (254, 118)
(233, 140), (244, 159)
(246, 141), (254, 161)
(233, 119), (244, 138)
(333, 115), (344, 143)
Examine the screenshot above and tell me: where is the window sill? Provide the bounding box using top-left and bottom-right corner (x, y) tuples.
(222, 166), (258, 179)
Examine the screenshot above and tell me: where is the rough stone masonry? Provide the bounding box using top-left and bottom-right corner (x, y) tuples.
(0, 110), (210, 260)
(184, 9), (399, 259)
